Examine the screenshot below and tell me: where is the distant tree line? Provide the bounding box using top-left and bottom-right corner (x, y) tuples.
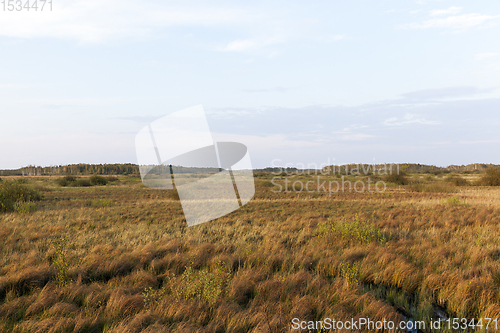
(1, 164), (233, 177)
(0, 164), (140, 176)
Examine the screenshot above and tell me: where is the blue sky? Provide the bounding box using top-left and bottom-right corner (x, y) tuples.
(1, 0), (500, 169)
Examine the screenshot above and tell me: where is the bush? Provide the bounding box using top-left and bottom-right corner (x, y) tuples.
(89, 175), (107, 186)
(0, 181), (41, 202)
(72, 179), (92, 187)
(0, 198), (7, 212)
(409, 183), (456, 193)
(446, 174), (469, 186)
(106, 176), (119, 182)
(383, 171), (409, 185)
(57, 175), (77, 187)
(424, 174), (435, 182)
(479, 166), (500, 186)
(13, 201), (37, 214)
(57, 178), (69, 187)
(0, 181), (41, 212)
(57, 176), (95, 187)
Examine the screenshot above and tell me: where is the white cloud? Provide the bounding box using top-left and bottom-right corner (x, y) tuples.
(430, 6), (463, 16)
(241, 86), (291, 93)
(211, 132), (319, 151)
(457, 139), (500, 145)
(383, 113), (439, 126)
(222, 36), (286, 53)
(325, 34), (344, 42)
(400, 86), (494, 100)
(0, 0), (249, 43)
(404, 13), (500, 31)
(225, 39), (258, 52)
(0, 0), (344, 53)
(332, 125), (374, 141)
(0, 83), (43, 89)
(476, 53), (500, 60)
(415, 0), (447, 5)
(337, 133), (375, 141)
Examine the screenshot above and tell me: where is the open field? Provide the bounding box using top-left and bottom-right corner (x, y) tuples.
(1, 172), (500, 332)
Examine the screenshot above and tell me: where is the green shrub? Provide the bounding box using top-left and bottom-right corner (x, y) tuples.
(142, 287), (157, 309)
(409, 176), (425, 185)
(383, 171), (409, 185)
(446, 174), (469, 186)
(72, 179), (92, 187)
(445, 196), (464, 206)
(164, 259), (232, 305)
(51, 236), (74, 287)
(424, 174), (435, 182)
(13, 201), (37, 214)
(317, 215), (390, 245)
(106, 176), (119, 182)
(0, 181), (41, 202)
(0, 181), (41, 212)
(340, 262), (359, 287)
(479, 166), (500, 186)
(57, 175), (78, 187)
(0, 197), (8, 212)
(57, 178), (69, 187)
(89, 175), (107, 186)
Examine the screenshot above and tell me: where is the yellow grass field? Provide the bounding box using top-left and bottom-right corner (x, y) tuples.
(1, 173), (500, 332)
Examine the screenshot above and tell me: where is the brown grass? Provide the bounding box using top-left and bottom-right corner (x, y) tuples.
(0, 174), (499, 332)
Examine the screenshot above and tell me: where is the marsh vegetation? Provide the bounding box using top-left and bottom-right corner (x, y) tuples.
(0, 168), (499, 332)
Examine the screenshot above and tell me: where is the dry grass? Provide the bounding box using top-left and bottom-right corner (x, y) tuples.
(0, 174), (499, 332)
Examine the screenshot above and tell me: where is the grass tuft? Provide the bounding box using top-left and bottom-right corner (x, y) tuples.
(86, 199), (115, 208)
(318, 215), (391, 246)
(164, 258), (232, 305)
(339, 262), (359, 287)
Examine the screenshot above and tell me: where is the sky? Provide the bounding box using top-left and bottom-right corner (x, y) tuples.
(1, 0), (500, 169)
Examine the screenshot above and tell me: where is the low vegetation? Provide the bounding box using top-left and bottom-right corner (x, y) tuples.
(0, 180), (41, 213)
(383, 171), (409, 185)
(479, 166), (500, 186)
(0, 169), (499, 332)
(409, 183), (457, 193)
(57, 175), (117, 187)
(446, 174), (469, 186)
(317, 215), (390, 245)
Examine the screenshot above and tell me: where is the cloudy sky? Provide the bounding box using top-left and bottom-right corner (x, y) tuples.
(1, 0), (500, 169)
